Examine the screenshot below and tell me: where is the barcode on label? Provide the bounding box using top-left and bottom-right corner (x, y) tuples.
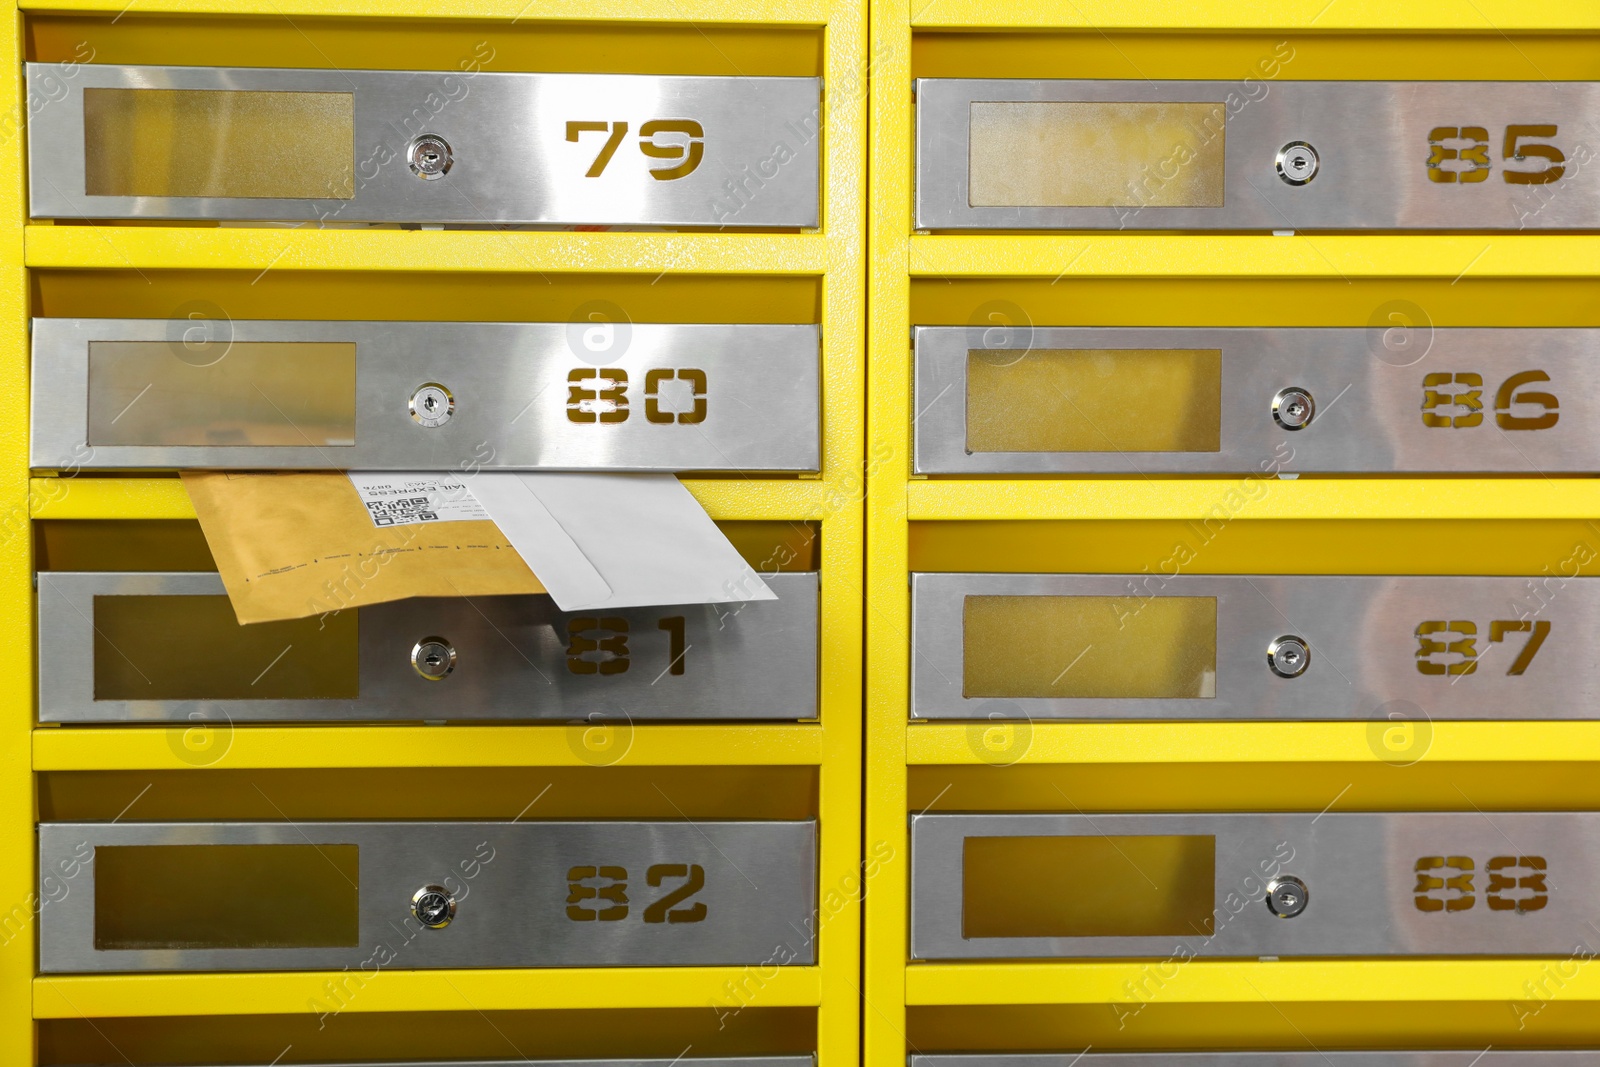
(365, 496), (440, 526)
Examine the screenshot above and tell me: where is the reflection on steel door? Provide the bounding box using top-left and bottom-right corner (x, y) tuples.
(38, 571), (819, 723)
(32, 320), (820, 472)
(915, 326), (1598, 474)
(40, 820), (817, 972)
(912, 812), (1600, 959)
(917, 79), (1600, 230)
(28, 64), (819, 227)
(913, 573), (1599, 721)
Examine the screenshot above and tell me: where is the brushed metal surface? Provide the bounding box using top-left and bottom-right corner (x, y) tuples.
(917, 80), (1600, 231)
(29, 65), (819, 227)
(39, 571), (818, 722)
(912, 573), (1600, 721)
(914, 326), (1599, 474)
(40, 820), (817, 972)
(32, 319), (819, 472)
(911, 811), (1600, 959)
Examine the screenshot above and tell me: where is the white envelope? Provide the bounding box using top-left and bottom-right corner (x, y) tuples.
(470, 472), (778, 611)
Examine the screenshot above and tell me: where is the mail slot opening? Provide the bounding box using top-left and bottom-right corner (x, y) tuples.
(87, 341), (357, 448)
(94, 843), (359, 950)
(93, 595), (359, 700)
(966, 348), (1222, 453)
(968, 101), (1226, 208)
(963, 595), (1216, 699)
(963, 834), (1216, 938)
(83, 88), (355, 200)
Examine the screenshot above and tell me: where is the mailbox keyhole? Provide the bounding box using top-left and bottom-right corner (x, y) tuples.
(411, 884), (457, 928)
(408, 383), (455, 428)
(408, 134), (454, 180)
(411, 637), (457, 681)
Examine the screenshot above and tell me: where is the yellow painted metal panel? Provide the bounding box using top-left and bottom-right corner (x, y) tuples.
(36, 1008), (819, 1063)
(909, 277), (1600, 329)
(34, 270), (823, 323)
(30, 15), (823, 76)
(908, 479), (1600, 522)
(26, 226), (828, 275)
(910, 1), (1600, 30)
(30, 476), (839, 521)
(911, 234), (1600, 279)
(809, 5), (867, 1062)
(908, 722), (1600, 766)
(905, 1001), (1600, 1052)
(0, 6), (33, 1065)
(865, 0), (914, 1063)
(907, 517), (1600, 580)
(905, 960), (1600, 1006)
(26, 0), (827, 20)
(35, 724), (826, 771)
(913, 32), (1600, 81)
(907, 761), (1600, 816)
(35, 965), (823, 1018)
(29, 476), (197, 519)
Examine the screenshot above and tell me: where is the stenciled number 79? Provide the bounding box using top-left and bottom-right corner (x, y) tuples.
(566, 120), (705, 181)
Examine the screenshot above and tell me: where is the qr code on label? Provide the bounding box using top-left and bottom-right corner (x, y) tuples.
(365, 496), (439, 526)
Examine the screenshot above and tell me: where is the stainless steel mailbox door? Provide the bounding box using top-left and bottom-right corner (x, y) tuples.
(28, 64), (820, 227)
(916, 79), (1600, 231)
(32, 320), (820, 472)
(910, 812), (1600, 959)
(915, 326), (1598, 475)
(39, 571), (818, 723)
(40, 819), (817, 972)
(912, 573), (1599, 721)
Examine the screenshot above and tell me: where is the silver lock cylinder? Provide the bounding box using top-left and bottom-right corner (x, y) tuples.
(411, 637), (456, 681)
(408, 134), (453, 180)
(1266, 875), (1309, 917)
(409, 383), (454, 428)
(411, 884), (457, 928)
(1276, 141), (1319, 185)
(1267, 635), (1310, 678)
(1272, 387), (1315, 430)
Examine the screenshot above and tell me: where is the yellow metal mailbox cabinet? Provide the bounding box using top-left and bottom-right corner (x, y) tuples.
(868, 3), (1600, 1065)
(4, 0), (864, 1064)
